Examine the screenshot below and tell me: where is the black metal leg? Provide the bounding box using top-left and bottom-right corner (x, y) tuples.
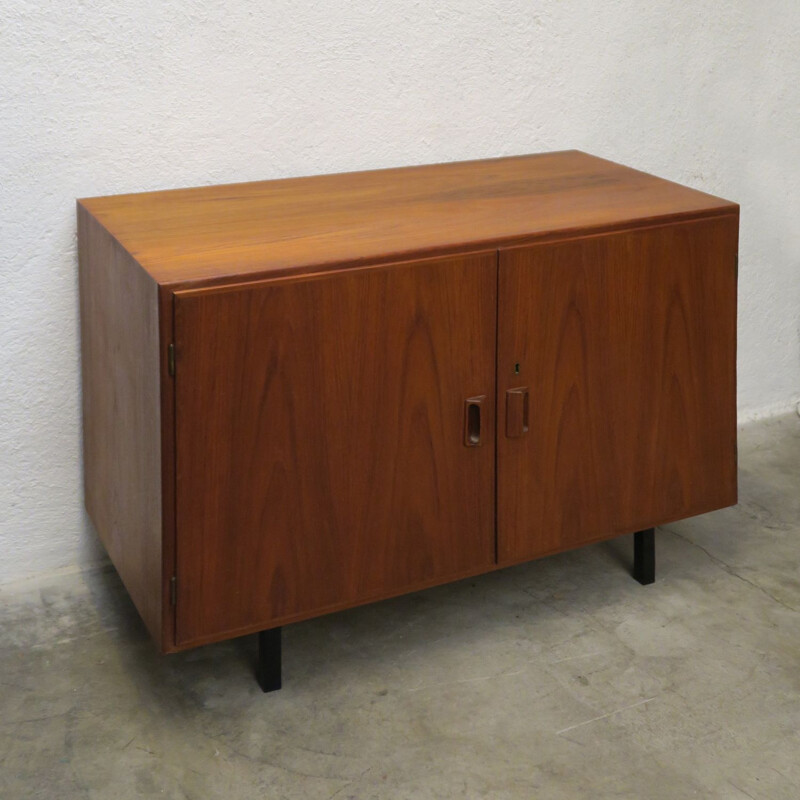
(633, 528), (655, 585)
(257, 628), (282, 692)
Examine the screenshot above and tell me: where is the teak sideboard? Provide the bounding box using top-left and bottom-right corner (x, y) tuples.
(78, 151), (738, 691)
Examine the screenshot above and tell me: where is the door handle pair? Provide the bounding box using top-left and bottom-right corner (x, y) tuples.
(463, 387), (529, 447)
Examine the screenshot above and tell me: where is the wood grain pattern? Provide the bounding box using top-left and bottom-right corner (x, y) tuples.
(78, 204), (166, 646)
(497, 216), (738, 565)
(78, 151), (737, 288)
(173, 252), (497, 646)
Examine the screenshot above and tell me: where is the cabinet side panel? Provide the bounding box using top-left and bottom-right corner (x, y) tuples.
(498, 215), (738, 564)
(78, 204), (164, 646)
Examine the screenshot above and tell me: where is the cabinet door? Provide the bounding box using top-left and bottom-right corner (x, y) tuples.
(497, 217), (738, 565)
(174, 253), (497, 646)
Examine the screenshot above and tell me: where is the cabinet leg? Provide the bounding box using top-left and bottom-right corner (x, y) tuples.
(633, 528), (655, 585)
(256, 628), (282, 692)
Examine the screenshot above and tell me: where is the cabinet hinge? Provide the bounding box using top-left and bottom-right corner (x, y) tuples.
(170, 575), (177, 606)
(168, 343), (175, 377)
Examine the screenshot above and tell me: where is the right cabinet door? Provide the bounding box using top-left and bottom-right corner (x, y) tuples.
(497, 216), (738, 565)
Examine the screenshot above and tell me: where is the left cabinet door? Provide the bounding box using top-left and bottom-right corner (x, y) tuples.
(173, 253), (497, 646)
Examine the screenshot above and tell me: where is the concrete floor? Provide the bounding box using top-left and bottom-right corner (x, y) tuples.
(2, 414), (800, 799)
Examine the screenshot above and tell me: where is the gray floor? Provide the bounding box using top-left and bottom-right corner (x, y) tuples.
(2, 415), (800, 800)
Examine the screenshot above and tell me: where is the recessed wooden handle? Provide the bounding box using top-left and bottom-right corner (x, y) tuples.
(506, 387), (529, 438)
(464, 396), (485, 447)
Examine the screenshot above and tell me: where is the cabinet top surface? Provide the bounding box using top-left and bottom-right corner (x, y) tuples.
(79, 150), (737, 287)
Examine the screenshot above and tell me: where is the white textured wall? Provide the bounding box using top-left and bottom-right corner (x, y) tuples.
(2, 1), (799, 584)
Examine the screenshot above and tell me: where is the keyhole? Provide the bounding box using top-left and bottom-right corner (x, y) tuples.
(514, 362), (520, 375)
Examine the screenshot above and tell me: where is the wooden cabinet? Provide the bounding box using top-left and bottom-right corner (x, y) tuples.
(78, 151), (738, 678)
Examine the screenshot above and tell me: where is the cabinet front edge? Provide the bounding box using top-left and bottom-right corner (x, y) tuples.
(155, 207), (739, 294)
